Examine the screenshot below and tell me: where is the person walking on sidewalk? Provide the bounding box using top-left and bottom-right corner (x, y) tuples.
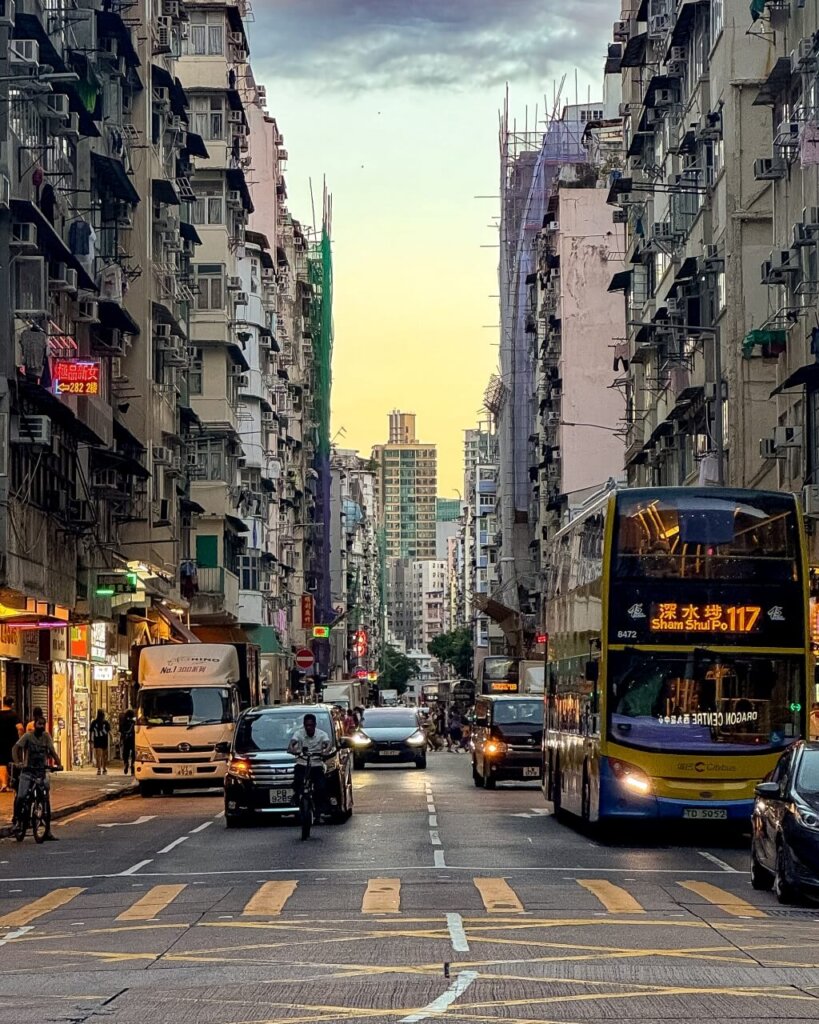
(119, 709), (136, 775)
(89, 709), (110, 775)
(0, 698), (21, 792)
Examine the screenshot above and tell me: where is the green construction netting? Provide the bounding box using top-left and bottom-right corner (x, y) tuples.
(742, 329), (787, 358)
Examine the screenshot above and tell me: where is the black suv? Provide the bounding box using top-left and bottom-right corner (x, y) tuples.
(471, 695), (543, 789)
(224, 704), (353, 827)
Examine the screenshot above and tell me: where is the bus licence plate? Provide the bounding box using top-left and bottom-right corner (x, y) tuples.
(683, 808), (727, 820)
(523, 767), (540, 778)
(270, 789), (290, 805)
(178, 766), (193, 777)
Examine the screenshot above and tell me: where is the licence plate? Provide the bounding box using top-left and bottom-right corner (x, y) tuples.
(380, 750), (401, 757)
(683, 808), (727, 820)
(270, 789), (291, 805)
(523, 767), (540, 778)
(178, 766), (193, 777)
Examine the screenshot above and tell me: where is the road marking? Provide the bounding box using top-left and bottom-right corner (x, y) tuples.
(679, 880), (767, 918)
(119, 860), (152, 877)
(117, 884), (186, 922)
(429, 830), (442, 846)
(578, 879), (645, 914)
(511, 808), (551, 818)
(189, 821), (213, 835)
(399, 970), (479, 1023)
(697, 850), (738, 873)
(362, 878), (401, 914)
(446, 912), (469, 952)
(434, 851), (447, 868)
(214, 811), (225, 819)
(0, 925), (32, 946)
(243, 881), (298, 916)
(98, 815), (156, 829)
(0, 887), (84, 927)
(157, 836), (188, 855)
(473, 878), (524, 914)
(428, 814), (437, 827)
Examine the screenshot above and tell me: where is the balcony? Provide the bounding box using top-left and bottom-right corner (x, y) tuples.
(190, 566), (239, 622)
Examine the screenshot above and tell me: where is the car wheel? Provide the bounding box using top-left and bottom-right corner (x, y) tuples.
(774, 842), (799, 904)
(415, 754), (427, 770)
(750, 845), (774, 891)
(138, 782), (156, 797)
(225, 813), (246, 829)
(472, 761), (482, 787)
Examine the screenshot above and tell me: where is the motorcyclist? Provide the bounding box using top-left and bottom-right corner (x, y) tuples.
(288, 713), (331, 815)
(12, 715), (62, 840)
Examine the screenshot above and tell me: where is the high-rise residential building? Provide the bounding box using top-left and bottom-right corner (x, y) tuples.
(372, 411), (437, 560)
(435, 497), (459, 560)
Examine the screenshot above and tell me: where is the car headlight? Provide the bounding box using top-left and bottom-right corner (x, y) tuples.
(608, 757), (652, 796)
(484, 740), (508, 756)
(407, 731), (427, 746)
(227, 758), (252, 778)
(793, 801), (819, 830)
(350, 733), (372, 746)
(135, 746), (156, 763)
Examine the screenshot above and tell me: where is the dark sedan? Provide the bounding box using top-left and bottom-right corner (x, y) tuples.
(350, 708), (427, 770)
(751, 741), (819, 902)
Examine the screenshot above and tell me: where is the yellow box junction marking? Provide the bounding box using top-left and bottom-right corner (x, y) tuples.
(243, 881), (299, 916)
(579, 879), (645, 914)
(679, 881), (767, 918)
(362, 878), (401, 915)
(117, 884), (187, 922)
(473, 878), (524, 914)
(0, 887), (85, 927)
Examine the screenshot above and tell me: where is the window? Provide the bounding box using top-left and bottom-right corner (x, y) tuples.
(191, 437), (228, 481)
(189, 347), (203, 394)
(711, 0), (723, 42)
(190, 96), (224, 141)
(189, 11), (223, 54)
(239, 555), (260, 591)
(191, 188), (224, 226)
(195, 265), (223, 310)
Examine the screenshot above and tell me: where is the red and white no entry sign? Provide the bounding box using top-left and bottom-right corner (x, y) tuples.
(295, 648), (314, 671)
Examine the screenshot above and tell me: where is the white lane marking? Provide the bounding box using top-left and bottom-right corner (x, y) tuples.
(427, 804), (435, 813)
(429, 830), (441, 846)
(510, 808), (551, 818)
(214, 811), (225, 819)
(400, 970), (479, 1023)
(446, 912), (469, 952)
(119, 859), (153, 877)
(434, 850), (447, 868)
(429, 815), (437, 827)
(0, 925), (33, 947)
(157, 836), (188, 855)
(697, 850), (739, 873)
(98, 815), (157, 829)
(189, 821), (213, 834)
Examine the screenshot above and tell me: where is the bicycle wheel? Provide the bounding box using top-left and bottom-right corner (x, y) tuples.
(13, 800), (27, 843)
(31, 796), (48, 844)
(299, 793), (313, 840)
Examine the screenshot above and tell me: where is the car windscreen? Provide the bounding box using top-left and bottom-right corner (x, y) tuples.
(796, 750), (819, 794)
(137, 687), (233, 726)
(361, 711), (418, 729)
(493, 701), (544, 725)
(234, 711), (334, 753)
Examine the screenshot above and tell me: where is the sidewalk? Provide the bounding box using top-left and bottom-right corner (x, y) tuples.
(0, 764), (137, 837)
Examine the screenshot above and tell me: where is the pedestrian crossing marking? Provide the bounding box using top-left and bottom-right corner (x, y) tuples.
(678, 881), (767, 919)
(117, 884), (187, 922)
(0, 887), (85, 928)
(578, 879), (645, 914)
(243, 881), (298, 916)
(362, 878), (401, 915)
(473, 878), (524, 914)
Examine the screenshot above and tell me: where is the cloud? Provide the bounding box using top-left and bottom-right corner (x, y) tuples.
(250, 0), (614, 91)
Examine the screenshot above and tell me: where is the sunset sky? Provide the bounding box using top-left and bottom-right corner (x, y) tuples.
(251, 2), (610, 493)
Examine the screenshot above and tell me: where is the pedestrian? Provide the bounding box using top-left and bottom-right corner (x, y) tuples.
(343, 708), (357, 735)
(89, 709), (110, 775)
(0, 697), (22, 792)
(119, 708), (136, 775)
(448, 709), (464, 752)
(25, 706), (44, 733)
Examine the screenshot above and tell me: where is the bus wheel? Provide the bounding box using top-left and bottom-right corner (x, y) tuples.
(581, 764), (591, 824)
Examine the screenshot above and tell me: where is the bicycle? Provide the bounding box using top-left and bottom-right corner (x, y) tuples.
(14, 766), (61, 844)
(297, 748), (330, 841)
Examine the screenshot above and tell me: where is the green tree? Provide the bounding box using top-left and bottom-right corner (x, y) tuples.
(378, 645), (418, 694)
(428, 627), (473, 679)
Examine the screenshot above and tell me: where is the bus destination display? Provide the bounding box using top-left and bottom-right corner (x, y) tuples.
(649, 603), (763, 635)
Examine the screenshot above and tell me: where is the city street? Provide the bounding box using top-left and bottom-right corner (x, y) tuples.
(0, 755), (817, 1022)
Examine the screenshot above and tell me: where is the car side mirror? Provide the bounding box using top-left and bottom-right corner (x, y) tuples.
(214, 741), (231, 756)
(754, 781), (780, 799)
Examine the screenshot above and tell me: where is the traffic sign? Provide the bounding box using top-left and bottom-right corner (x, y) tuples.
(295, 648), (314, 671)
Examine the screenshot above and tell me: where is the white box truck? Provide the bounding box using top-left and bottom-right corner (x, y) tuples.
(134, 644), (244, 796)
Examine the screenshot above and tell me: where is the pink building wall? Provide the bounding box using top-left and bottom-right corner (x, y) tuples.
(247, 99), (281, 245)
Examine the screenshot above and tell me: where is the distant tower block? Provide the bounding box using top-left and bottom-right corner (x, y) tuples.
(389, 411), (417, 444)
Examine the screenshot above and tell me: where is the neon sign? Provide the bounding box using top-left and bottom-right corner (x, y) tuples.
(53, 359), (101, 396)
(649, 603), (763, 634)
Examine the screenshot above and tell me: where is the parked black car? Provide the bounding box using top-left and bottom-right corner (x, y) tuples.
(751, 740), (819, 902)
(223, 704), (353, 827)
(471, 695), (543, 789)
(349, 708), (427, 769)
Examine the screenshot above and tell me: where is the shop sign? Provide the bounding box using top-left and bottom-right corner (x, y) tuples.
(20, 630), (41, 664)
(50, 627), (67, 660)
(0, 624), (22, 660)
(52, 358), (101, 396)
(69, 625), (89, 660)
(301, 594), (314, 630)
(90, 622), (107, 661)
(93, 664), (114, 681)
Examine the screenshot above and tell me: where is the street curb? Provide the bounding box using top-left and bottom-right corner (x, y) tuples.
(0, 782), (138, 839)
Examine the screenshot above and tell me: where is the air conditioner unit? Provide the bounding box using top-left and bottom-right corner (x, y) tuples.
(760, 437), (783, 460)
(67, 499), (94, 527)
(154, 323), (171, 339)
(703, 243), (720, 262)
(648, 13), (670, 35)
(235, 291), (248, 305)
(77, 299), (98, 323)
(152, 85), (170, 109)
(55, 112), (80, 140)
(228, 110), (242, 125)
(13, 415), (50, 446)
(775, 119), (800, 147)
(654, 88), (676, 107)
(804, 206), (819, 230)
(613, 19), (629, 40)
(233, 373), (249, 388)
(155, 21), (171, 50)
(792, 38), (818, 72)
(666, 297), (682, 315)
(228, 30), (244, 47)
(11, 223), (37, 249)
(10, 40), (40, 73)
(659, 433), (676, 450)
(774, 425), (801, 448)
(804, 484), (819, 518)
(668, 46), (687, 63)
(0, 0), (15, 26)
(754, 157), (786, 180)
(45, 94), (70, 121)
(162, 0), (179, 15)
(546, 220), (559, 232)
(652, 220), (676, 240)
(667, 58), (686, 76)
(226, 275), (241, 290)
(771, 248), (800, 273)
(277, 148), (289, 162)
(546, 412), (560, 426)
(63, 269), (78, 292)
(227, 190), (241, 207)
(153, 445), (172, 466)
(92, 468), (121, 491)
(49, 263), (72, 290)
(612, 208), (628, 224)
(793, 222), (815, 247)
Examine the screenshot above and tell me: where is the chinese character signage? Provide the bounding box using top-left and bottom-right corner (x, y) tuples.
(69, 625), (89, 660)
(301, 594), (314, 630)
(650, 603), (764, 634)
(52, 359), (101, 397)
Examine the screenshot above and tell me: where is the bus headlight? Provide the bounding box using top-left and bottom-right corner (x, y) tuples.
(135, 746), (156, 763)
(608, 757), (652, 796)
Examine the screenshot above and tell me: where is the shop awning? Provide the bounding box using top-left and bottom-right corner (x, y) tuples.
(152, 178), (179, 206)
(245, 229), (270, 251)
(246, 625), (282, 654)
(91, 153), (140, 205)
(9, 199), (96, 293)
(98, 300), (140, 336)
(96, 11), (140, 67)
(154, 604), (200, 643)
(771, 362), (819, 396)
(228, 343), (250, 372)
(151, 65), (188, 118)
(183, 132), (209, 159)
(620, 32), (647, 67)
(225, 514), (249, 533)
(754, 57), (793, 106)
(180, 221), (201, 245)
(608, 269), (633, 292)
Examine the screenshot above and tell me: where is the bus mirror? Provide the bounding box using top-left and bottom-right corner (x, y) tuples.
(585, 661), (599, 684)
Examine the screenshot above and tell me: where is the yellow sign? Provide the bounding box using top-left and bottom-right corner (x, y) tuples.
(650, 603), (762, 634)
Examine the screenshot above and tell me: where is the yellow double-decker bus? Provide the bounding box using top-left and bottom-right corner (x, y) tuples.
(543, 487), (809, 826)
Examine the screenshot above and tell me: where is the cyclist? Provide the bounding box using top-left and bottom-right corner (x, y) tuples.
(12, 715), (62, 841)
(288, 713), (330, 816)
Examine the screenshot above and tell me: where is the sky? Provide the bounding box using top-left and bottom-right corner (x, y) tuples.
(250, 1), (612, 494)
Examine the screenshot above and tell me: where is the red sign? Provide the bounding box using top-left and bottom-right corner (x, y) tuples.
(301, 594), (314, 630)
(355, 668), (368, 679)
(536, 633), (548, 645)
(352, 628), (368, 658)
(295, 647), (314, 671)
(69, 625), (88, 660)
(52, 359), (101, 397)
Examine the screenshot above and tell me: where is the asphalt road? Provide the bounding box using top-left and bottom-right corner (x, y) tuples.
(0, 752), (817, 1023)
